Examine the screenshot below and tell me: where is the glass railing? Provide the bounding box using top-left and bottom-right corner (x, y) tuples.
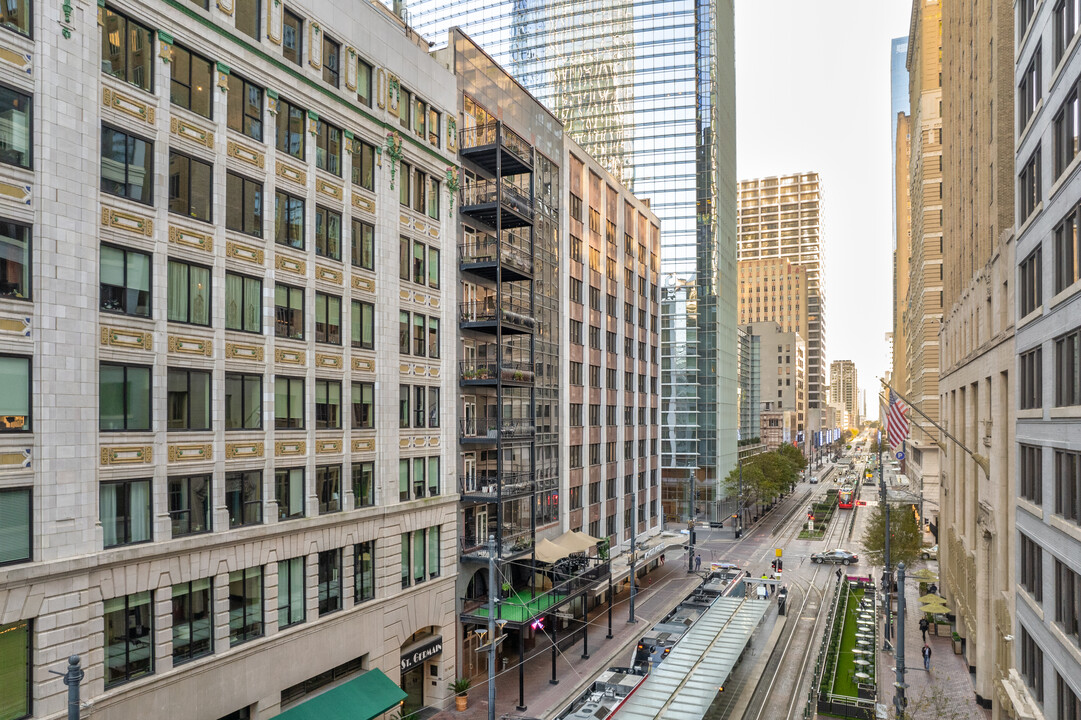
(459, 359), (534, 384)
(460, 178), (534, 218)
(458, 297), (535, 330)
(458, 234), (533, 276)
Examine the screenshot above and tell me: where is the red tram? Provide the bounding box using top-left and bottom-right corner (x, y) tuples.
(838, 487), (855, 509)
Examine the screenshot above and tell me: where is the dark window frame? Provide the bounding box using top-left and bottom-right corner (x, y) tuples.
(0, 82), (32, 169)
(226, 72), (263, 141)
(322, 35), (340, 88)
(226, 171), (263, 237)
(103, 592), (153, 687)
(0, 486), (31, 565)
(274, 282), (304, 340)
(0, 218), (30, 301)
(352, 381), (374, 429)
(317, 548), (342, 615)
(225, 271), (262, 334)
(274, 466), (305, 520)
(274, 189), (305, 249)
(282, 8), (302, 65)
(225, 469), (262, 528)
(315, 292), (342, 345)
(101, 124), (154, 204)
(228, 567), (264, 646)
(167, 473), (211, 537)
(100, 477), (152, 547)
(0, 353), (31, 433)
(352, 462), (374, 508)
(315, 205), (342, 261)
(168, 150), (214, 223)
(274, 375), (305, 430)
(224, 372), (262, 430)
(275, 96), (305, 159)
(101, 7), (153, 92)
(99, 362), (152, 431)
(314, 378), (342, 430)
(315, 119), (342, 177)
(354, 541), (375, 602)
(166, 366), (212, 431)
(166, 257), (212, 326)
(316, 464), (341, 514)
(169, 43), (214, 120)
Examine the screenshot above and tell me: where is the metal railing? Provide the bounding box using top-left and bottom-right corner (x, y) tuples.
(458, 471), (535, 498)
(459, 359), (535, 383)
(460, 178), (534, 219)
(460, 527), (534, 557)
(458, 415), (536, 439)
(458, 234), (534, 276)
(459, 297), (536, 330)
(458, 122), (532, 169)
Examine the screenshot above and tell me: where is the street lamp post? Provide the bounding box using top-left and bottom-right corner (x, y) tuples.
(49, 655), (83, 720)
(880, 438), (893, 645)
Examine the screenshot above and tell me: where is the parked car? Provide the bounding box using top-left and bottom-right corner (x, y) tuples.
(811, 549), (860, 565)
(921, 544), (938, 560)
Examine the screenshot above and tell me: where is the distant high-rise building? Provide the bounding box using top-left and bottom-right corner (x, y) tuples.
(893, 112), (912, 399)
(737, 257), (809, 341)
(745, 322), (805, 449)
(394, 0), (740, 523)
(737, 173), (826, 435)
(737, 326), (761, 444)
(891, 36), (909, 252)
(830, 360), (858, 428)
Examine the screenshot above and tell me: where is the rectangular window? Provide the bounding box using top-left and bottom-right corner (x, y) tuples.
(315, 379), (341, 430)
(428, 247), (440, 289)
(171, 579), (212, 663)
(1020, 533), (1044, 601)
(357, 59), (373, 107)
(276, 97), (305, 159)
(352, 462), (374, 507)
(351, 219), (374, 270)
(1056, 449), (1081, 524)
(1020, 247), (1043, 317)
(413, 386), (426, 428)
(225, 469), (262, 528)
(315, 120), (341, 176)
(100, 363), (151, 431)
(322, 36), (340, 87)
(274, 467), (304, 520)
(227, 73), (263, 141)
(413, 314), (426, 357)
(274, 376), (304, 430)
(100, 478), (151, 547)
(428, 387), (439, 428)
(167, 259), (211, 326)
(275, 190), (305, 249)
(0, 220), (30, 301)
(355, 541), (375, 601)
(0, 355), (29, 433)
(277, 557), (305, 628)
(169, 151), (213, 222)
(1056, 0), (1081, 62)
(317, 549), (341, 615)
(1020, 625), (1044, 703)
(569, 444), (582, 468)
(428, 317), (440, 358)
(101, 125), (152, 203)
(1056, 328), (1081, 406)
(170, 45), (213, 119)
(0, 0), (29, 35)
(316, 464), (341, 514)
(1021, 347), (1043, 410)
(412, 458), (425, 500)
(352, 381), (374, 429)
(399, 310), (410, 354)
(275, 283), (304, 340)
(103, 592), (153, 686)
(315, 292), (342, 345)
(228, 567), (263, 645)
(0, 487), (31, 564)
(1056, 205), (1081, 293)
(412, 169), (426, 212)
(0, 620), (29, 720)
(400, 236), (410, 280)
(427, 456), (440, 497)
(167, 368), (211, 431)
(428, 525), (440, 578)
(399, 459), (409, 502)
(428, 176), (440, 219)
(225, 272), (261, 334)
(1054, 84), (1080, 179)
(412, 240), (426, 285)
(314, 206), (342, 262)
(399, 162), (411, 206)
(1055, 558), (1081, 644)
(235, 0), (260, 40)
(1020, 444), (1043, 504)
(224, 373), (262, 431)
(351, 138), (375, 191)
(1058, 671), (1081, 720)
(101, 8), (153, 92)
(1020, 145), (1042, 221)
(168, 474), (210, 537)
(0, 85), (31, 169)
(226, 172), (263, 237)
(282, 8), (302, 65)
(351, 300), (374, 350)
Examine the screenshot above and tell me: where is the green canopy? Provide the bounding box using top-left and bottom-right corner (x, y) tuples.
(274, 669), (406, 720)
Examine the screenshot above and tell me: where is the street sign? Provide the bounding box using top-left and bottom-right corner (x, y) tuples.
(895, 451), (905, 460)
(775, 548), (782, 557)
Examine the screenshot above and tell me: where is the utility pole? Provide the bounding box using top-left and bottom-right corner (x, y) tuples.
(880, 435), (892, 645)
(895, 562), (908, 717)
(487, 535), (497, 720)
(606, 572), (613, 639)
(736, 454), (743, 539)
(629, 494), (637, 623)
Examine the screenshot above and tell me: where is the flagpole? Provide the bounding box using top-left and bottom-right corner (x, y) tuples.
(879, 380), (989, 475)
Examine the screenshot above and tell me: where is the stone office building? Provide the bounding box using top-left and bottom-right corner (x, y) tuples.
(0, 0), (459, 717)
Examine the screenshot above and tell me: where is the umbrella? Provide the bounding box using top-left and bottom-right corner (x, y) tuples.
(918, 593), (947, 604)
(910, 568), (939, 581)
(920, 601), (951, 614)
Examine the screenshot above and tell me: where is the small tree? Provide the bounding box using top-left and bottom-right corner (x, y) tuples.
(860, 502), (923, 569)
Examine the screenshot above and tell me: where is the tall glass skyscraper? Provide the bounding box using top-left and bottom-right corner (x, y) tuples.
(395, 0), (739, 521)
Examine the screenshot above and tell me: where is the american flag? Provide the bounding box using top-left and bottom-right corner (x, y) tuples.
(886, 390), (909, 449)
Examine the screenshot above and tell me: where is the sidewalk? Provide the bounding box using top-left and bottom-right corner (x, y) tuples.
(876, 567), (989, 719)
(433, 539), (701, 720)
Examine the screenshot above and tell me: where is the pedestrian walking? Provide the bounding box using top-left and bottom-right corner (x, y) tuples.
(660, 553), (665, 565)
(919, 617), (929, 643)
(694, 554), (702, 571)
(922, 643), (932, 671)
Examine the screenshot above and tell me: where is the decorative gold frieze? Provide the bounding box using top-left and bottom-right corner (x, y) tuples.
(414, 293), (427, 305)
(427, 437), (440, 447)
(0, 47), (30, 74)
(399, 437), (410, 449)
(275, 440), (306, 456)
(399, 363), (411, 374)
(344, 47), (357, 90)
(226, 241), (265, 265)
(399, 289), (411, 301)
(352, 357), (374, 373)
(0, 316), (31, 337)
(428, 227), (439, 239)
(170, 117), (215, 149)
(227, 140), (265, 169)
(351, 194), (375, 214)
(0, 181), (30, 206)
(168, 335), (213, 357)
(447, 117), (458, 152)
(266, 0), (281, 43)
(102, 207), (153, 237)
(274, 348), (305, 365)
(275, 161), (307, 186)
(428, 297), (440, 309)
(100, 446), (153, 466)
(100, 326), (153, 351)
(168, 444), (212, 462)
(413, 365), (425, 377)
(428, 367), (440, 378)
(102, 87), (156, 125)
(169, 226), (214, 253)
(315, 439), (342, 454)
(315, 265), (342, 285)
(0, 449), (31, 470)
(315, 354), (342, 369)
(216, 0), (234, 14)
(351, 438), (375, 453)
(275, 255), (305, 275)
(399, 213), (410, 226)
(225, 442), (264, 459)
(352, 276), (375, 294)
(413, 220), (427, 234)
(316, 178), (342, 201)
(225, 342), (265, 362)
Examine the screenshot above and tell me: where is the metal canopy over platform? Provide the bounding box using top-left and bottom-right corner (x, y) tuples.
(613, 597), (770, 720)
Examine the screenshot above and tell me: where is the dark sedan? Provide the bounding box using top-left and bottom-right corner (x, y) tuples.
(811, 549), (859, 565)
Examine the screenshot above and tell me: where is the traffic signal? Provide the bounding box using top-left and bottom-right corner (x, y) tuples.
(777, 559), (783, 572)
(771, 560), (777, 571)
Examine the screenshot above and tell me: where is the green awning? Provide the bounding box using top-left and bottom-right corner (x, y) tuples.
(274, 669), (406, 720)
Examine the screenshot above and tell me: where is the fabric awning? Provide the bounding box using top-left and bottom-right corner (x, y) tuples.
(535, 537), (574, 563)
(274, 669), (406, 720)
(553, 531), (600, 554)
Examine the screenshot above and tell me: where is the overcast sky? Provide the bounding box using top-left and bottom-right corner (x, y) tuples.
(734, 0), (912, 413)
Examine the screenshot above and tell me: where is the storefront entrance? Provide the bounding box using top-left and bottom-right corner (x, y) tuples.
(400, 628), (443, 720)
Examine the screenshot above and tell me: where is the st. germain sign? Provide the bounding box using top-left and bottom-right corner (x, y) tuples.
(401, 637), (443, 672)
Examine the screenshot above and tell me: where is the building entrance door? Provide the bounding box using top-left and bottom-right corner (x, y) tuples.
(401, 664), (424, 718)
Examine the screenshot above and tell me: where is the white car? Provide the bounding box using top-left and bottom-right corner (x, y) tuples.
(922, 544), (938, 560)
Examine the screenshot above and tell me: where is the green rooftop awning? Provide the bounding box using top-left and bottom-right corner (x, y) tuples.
(274, 669), (406, 720)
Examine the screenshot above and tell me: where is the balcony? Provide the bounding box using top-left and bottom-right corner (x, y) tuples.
(460, 526), (535, 562)
(459, 296), (535, 336)
(459, 470), (536, 503)
(460, 178), (534, 229)
(459, 121), (533, 176)
(459, 233), (533, 282)
(459, 359), (535, 387)
(458, 415), (535, 444)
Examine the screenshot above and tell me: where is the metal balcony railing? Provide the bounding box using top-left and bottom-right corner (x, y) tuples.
(460, 526), (534, 558)
(460, 178), (534, 219)
(458, 234), (533, 277)
(459, 360), (534, 384)
(459, 297), (535, 331)
(458, 415), (535, 440)
(458, 470), (536, 498)
(458, 122), (532, 170)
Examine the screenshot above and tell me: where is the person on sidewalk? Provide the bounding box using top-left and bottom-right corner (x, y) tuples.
(922, 643), (932, 671)
(919, 617), (929, 643)
(695, 554), (702, 571)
